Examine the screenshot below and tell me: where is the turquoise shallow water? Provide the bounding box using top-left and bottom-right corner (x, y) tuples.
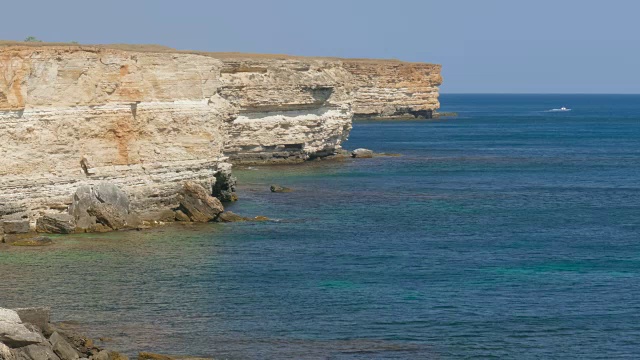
(1, 94), (640, 359)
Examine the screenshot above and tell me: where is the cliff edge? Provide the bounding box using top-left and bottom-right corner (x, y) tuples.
(0, 43), (442, 229)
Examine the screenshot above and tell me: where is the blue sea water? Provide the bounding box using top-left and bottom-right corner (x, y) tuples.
(1, 94), (640, 359)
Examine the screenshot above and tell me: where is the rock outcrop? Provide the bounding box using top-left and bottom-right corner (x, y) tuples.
(0, 307), (130, 360)
(344, 60), (442, 120)
(0, 43), (441, 229)
(0, 309), (45, 348)
(176, 181), (224, 222)
(351, 148), (374, 158)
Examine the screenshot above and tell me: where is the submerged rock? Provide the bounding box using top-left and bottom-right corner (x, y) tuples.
(10, 236), (53, 247)
(351, 148), (374, 158)
(2, 234), (36, 245)
(138, 353), (211, 360)
(270, 185), (292, 193)
(36, 215), (76, 234)
(217, 211), (249, 222)
(177, 181), (224, 222)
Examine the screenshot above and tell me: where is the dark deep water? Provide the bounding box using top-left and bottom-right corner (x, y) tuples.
(2, 94), (640, 359)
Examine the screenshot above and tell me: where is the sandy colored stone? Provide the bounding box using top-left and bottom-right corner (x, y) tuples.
(177, 181), (224, 222)
(0, 44), (441, 223)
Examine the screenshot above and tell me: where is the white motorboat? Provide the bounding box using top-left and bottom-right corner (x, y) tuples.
(549, 107), (571, 112)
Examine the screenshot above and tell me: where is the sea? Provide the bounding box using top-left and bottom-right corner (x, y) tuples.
(1, 94), (639, 359)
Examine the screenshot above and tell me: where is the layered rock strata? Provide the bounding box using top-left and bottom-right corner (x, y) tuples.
(0, 43), (441, 229)
(343, 60), (442, 120)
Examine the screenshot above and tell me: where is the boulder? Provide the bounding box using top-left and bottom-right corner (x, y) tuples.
(12, 344), (60, 360)
(2, 221), (30, 234)
(46, 324), (91, 356)
(90, 351), (108, 360)
(177, 181), (224, 222)
(14, 308), (50, 334)
(212, 163), (238, 202)
(0, 308), (45, 348)
(49, 333), (79, 360)
(87, 204), (126, 230)
(351, 148), (374, 158)
(69, 184), (130, 232)
(36, 215), (76, 234)
(68, 186), (97, 230)
(92, 184), (129, 212)
(270, 185), (292, 193)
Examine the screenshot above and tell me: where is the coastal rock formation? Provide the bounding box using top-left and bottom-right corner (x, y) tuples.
(0, 307), (130, 360)
(351, 148), (374, 158)
(270, 185), (292, 193)
(0, 309), (45, 348)
(344, 60), (442, 119)
(177, 181), (224, 222)
(0, 43), (441, 228)
(35, 215), (76, 234)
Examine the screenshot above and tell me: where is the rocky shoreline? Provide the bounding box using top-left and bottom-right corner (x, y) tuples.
(0, 175), (238, 245)
(0, 43), (441, 232)
(0, 307), (208, 360)
(0, 146), (392, 244)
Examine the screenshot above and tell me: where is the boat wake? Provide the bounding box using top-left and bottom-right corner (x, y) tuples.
(546, 107), (571, 112)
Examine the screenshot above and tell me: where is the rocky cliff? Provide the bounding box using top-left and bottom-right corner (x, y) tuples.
(344, 60), (442, 119)
(0, 43), (441, 229)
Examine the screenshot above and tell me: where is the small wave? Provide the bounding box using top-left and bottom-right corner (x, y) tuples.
(546, 108), (572, 112)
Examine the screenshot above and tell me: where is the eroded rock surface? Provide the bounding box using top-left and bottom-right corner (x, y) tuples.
(69, 184), (130, 232)
(0, 307), (131, 360)
(177, 181), (224, 222)
(0, 309), (45, 348)
(0, 43), (441, 226)
(351, 148), (374, 158)
(36, 215), (75, 234)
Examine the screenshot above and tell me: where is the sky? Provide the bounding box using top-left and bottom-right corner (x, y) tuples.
(3, 0), (639, 93)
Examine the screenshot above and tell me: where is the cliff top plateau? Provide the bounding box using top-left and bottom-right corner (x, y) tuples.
(0, 40), (439, 65)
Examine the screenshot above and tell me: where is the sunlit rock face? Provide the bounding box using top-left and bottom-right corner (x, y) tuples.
(0, 44), (441, 222)
(343, 60), (443, 120)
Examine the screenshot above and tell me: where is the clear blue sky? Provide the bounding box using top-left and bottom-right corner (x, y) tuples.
(4, 0), (639, 93)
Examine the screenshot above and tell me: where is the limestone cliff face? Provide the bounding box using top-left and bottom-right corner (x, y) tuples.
(344, 60), (442, 119)
(0, 44), (441, 224)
